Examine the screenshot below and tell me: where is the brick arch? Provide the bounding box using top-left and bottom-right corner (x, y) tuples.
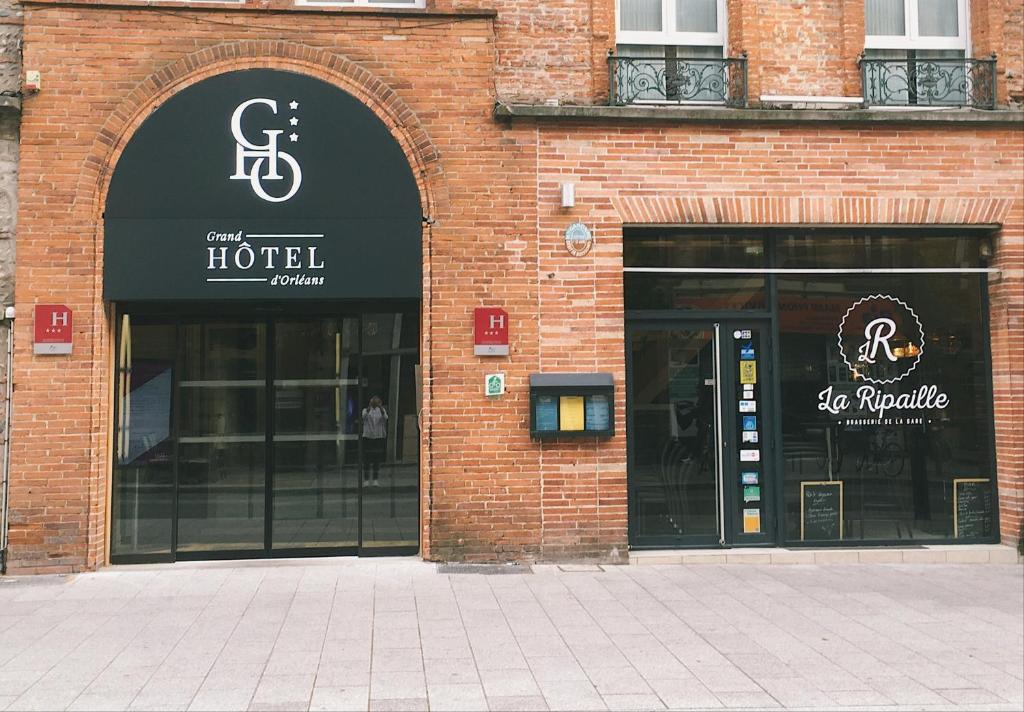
(74, 42), (446, 569)
(611, 196), (1014, 226)
(80, 40), (446, 221)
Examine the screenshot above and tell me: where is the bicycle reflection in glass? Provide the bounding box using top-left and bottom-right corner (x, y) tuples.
(855, 426), (906, 478)
(658, 393), (715, 536)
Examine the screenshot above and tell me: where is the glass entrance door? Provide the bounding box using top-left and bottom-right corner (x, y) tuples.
(176, 320), (267, 553)
(627, 321), (773, 548)
(111, 308), (420, 563)
(271, 318), (360, 552)
(357, 313), (420, 553)
(628, 326), (722, 546)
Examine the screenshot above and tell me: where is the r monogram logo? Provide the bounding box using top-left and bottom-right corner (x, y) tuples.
(838, 294), (924, 385)
(857, 317), (898, 365)
(229, 98), (302, 203)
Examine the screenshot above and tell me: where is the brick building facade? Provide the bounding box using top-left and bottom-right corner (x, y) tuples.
(0, 0), (21, 573)
(2, 0), (1022, 572)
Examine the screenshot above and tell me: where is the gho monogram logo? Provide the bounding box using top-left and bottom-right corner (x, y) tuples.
(229, 98), (302, 203)
(838, 294), (924, 385)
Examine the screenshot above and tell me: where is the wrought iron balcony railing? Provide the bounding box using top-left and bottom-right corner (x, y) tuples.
(860, 55), (997, 109)
(608, 54), (748, 108)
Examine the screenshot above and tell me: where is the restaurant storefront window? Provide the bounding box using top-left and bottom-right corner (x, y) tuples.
(625, 227), (998, 548)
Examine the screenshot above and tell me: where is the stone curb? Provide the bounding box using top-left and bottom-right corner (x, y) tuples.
(630, 544), (1022, 565)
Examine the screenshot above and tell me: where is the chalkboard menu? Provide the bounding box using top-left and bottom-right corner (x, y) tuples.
(954, 478), (993, 539)
(801, 481), (843, 541)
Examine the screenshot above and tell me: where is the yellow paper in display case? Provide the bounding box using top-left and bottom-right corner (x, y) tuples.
(558, 396), (585, 431)
(743, 508), (761, 534)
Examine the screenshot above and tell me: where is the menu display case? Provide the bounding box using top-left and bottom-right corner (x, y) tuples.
(529, 373), (614, 439)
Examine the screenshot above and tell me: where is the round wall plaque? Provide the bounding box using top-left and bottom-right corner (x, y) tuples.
(564, 222), (594, 257)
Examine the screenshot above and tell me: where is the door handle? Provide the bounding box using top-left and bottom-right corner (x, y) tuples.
(712, 323), (726, 547)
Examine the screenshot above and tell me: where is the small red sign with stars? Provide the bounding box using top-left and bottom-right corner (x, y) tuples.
(34, 304), (73, 355)
(474, 307), (509, 356)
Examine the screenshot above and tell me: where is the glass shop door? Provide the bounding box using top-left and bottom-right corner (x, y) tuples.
(270, 314), (420, 555)
(270, 317), (361, 554)
(110, 308), (420, 563)
(355, 313), (421, 554)
(626, 320), (774, 548)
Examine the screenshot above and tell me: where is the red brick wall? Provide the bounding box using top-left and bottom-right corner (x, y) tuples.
(11, 5), (512, 571)
(989, 215), (1024, 548)
(973, 0), (1024, 105)
(532, 127), (1024, 551)
(7, 2), (1024, 572)
(738, 0), (851, 100)
(15, 1), (1024, 107)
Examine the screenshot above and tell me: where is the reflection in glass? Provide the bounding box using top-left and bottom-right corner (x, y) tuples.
(625, 274), (766, 311)
(176, 322), (266, 552)
(111, 320), (175, 556)
(630, 329), (718, 544)
(360, 313), (419, 549)
(272, 319), (359, 550)
(625, 229), (767, 310)
(624, 229), (766, 270)
(779, 274), (992, 542)
(111, 310), (421, 559)
(775, 231), (983, 270)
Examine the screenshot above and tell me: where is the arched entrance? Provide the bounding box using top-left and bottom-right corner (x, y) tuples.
(105, 69), (423, 562)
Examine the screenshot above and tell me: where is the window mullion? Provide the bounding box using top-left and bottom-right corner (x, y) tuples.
(907, 0), (920, 43)
(961, 0), (971, 54)
(719, 0), (727, 48)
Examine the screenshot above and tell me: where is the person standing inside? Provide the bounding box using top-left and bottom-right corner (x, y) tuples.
(361, 395), (388, 486)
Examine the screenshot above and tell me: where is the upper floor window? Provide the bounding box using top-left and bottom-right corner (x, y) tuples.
(296, 0), (424, 7)
(861, 1), (993, 108)
(865, 0), (968, 52)
(617, 0), (726, 48)
(612, 0), (743, 106)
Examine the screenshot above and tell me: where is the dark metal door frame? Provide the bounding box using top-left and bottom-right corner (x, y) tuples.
(626, 315), (776, 549)
(110, 306), (421, 564)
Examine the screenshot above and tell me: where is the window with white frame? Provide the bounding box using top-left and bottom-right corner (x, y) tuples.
(296, 0), (424, 8)
(615, 0), (730, 103)
(617, 0), (726, 53)
(865, 0), (968, 55)
(863, 0), (981, 106)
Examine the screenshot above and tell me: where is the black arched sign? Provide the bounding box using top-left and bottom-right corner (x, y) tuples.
(104, 69), (422, 300)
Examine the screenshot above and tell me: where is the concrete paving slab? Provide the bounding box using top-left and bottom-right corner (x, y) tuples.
(424, 683), (487, 711)
(187, 689), (255, 712)
(0, 560), (1018, 711)
(602, 692), (667, 710)
(486, 696), (549, 711)
(308, 686), (368, 712)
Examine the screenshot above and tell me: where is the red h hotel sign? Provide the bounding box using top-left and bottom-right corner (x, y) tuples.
(474, 307), (509, 356)
(34, 304), (73, 355)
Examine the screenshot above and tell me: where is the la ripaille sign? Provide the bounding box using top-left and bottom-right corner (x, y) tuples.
(817, 294), (949, 423)
(104, 69), (421, 301)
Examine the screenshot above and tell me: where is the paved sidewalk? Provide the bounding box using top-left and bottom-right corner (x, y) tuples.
(0, 559), (1020, 711)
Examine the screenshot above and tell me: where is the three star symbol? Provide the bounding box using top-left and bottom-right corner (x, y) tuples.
(288, 100), (299, 142)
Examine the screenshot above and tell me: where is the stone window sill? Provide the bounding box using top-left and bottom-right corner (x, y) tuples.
(494, 102), (1024, 125)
